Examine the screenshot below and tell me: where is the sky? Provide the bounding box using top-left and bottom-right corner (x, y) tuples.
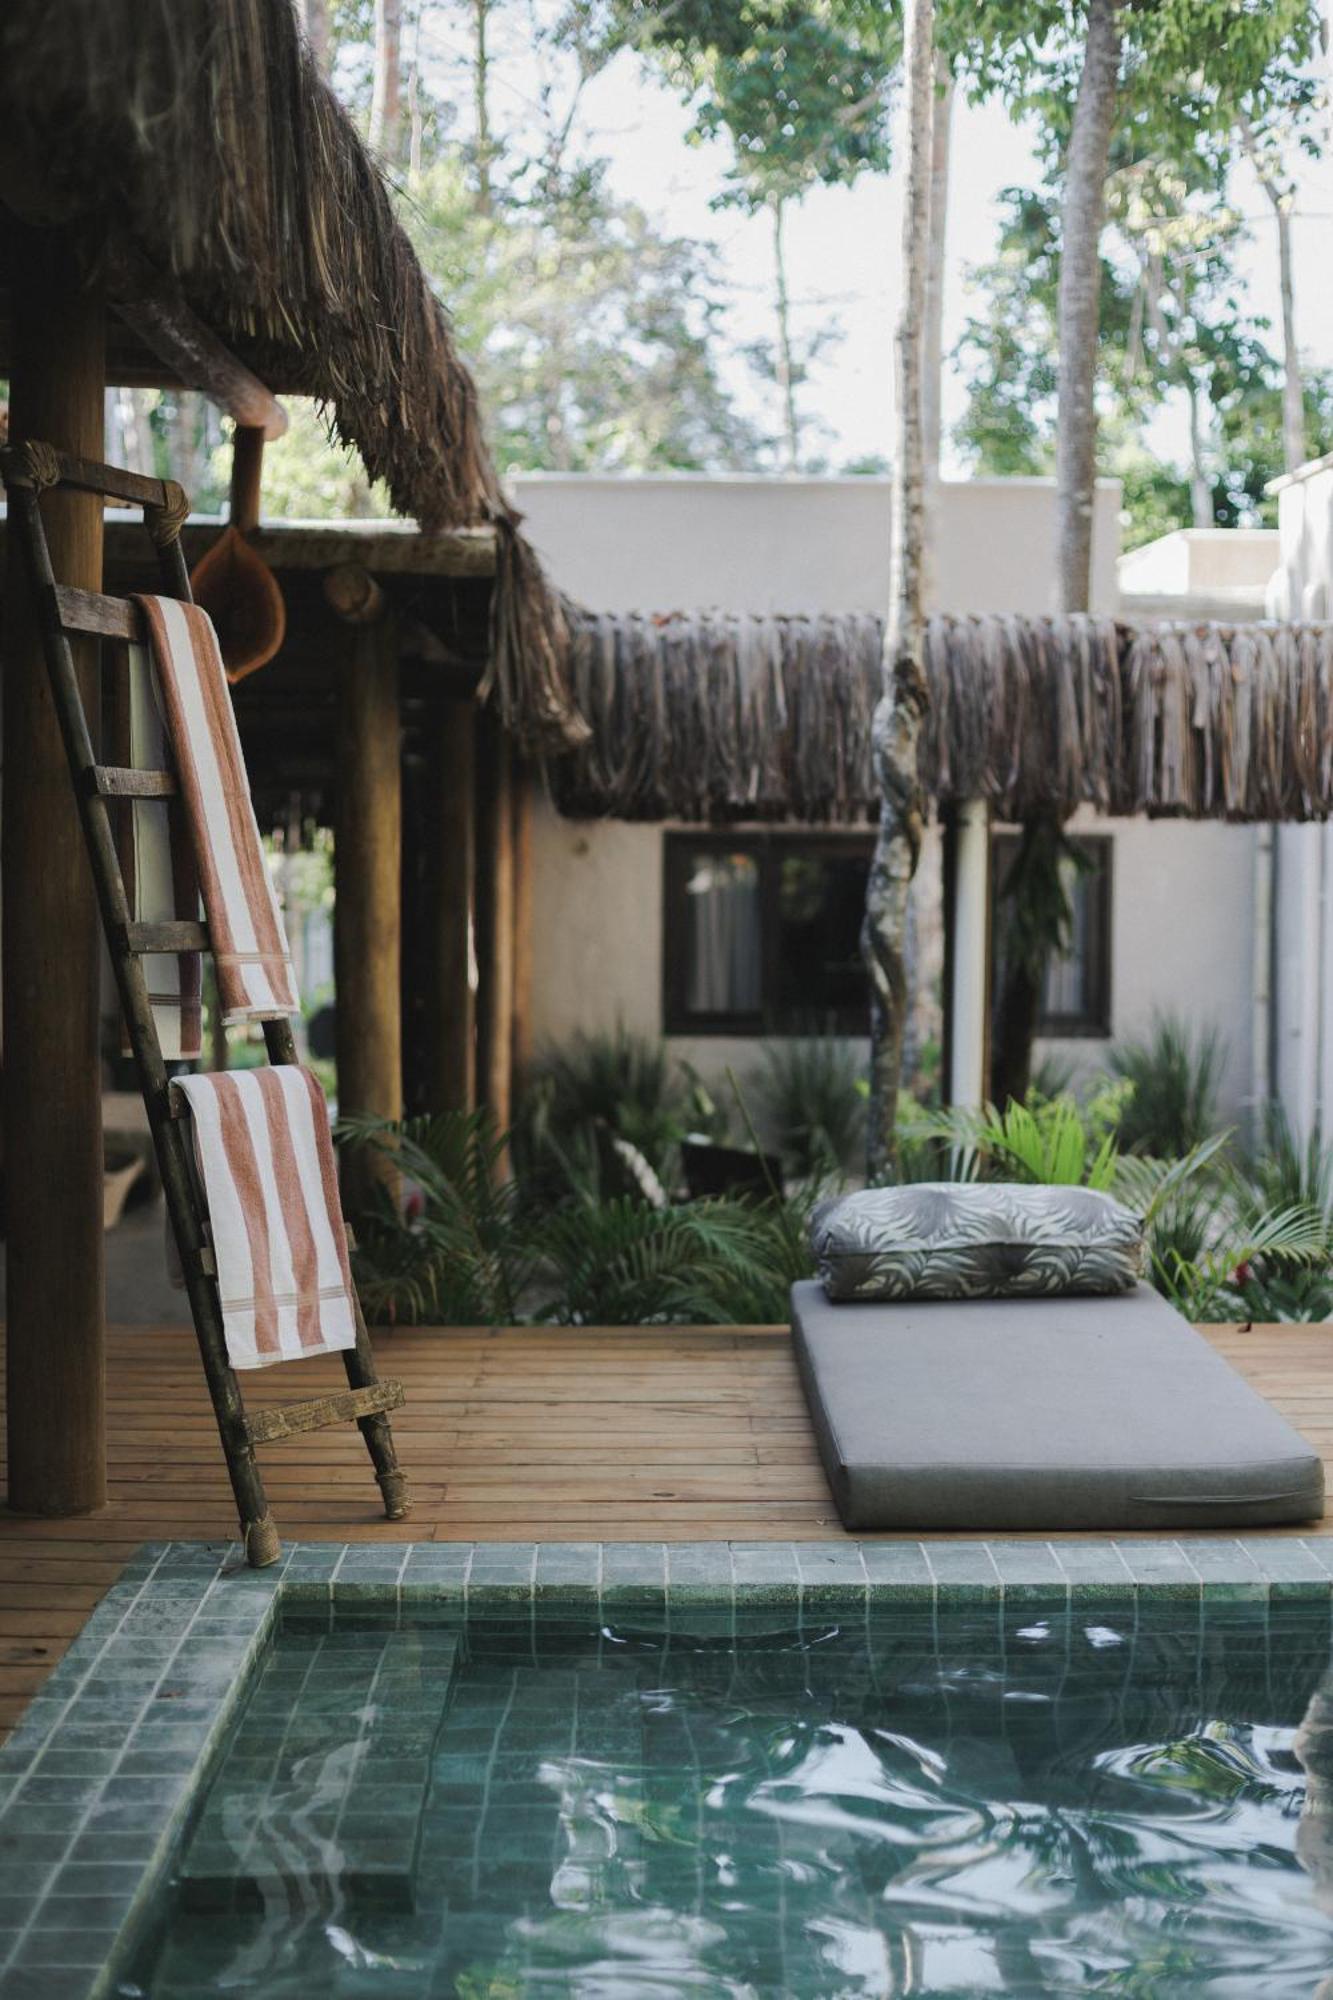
(414, 4), (1333, 482)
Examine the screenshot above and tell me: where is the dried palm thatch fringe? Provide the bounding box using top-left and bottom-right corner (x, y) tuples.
(0, 0), (583, 749)
(552, 611), (1333, 825)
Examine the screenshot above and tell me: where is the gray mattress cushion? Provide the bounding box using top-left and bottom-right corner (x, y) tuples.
(791, 1279), (1324, 1531)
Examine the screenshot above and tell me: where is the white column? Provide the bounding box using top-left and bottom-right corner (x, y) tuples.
(1275, 822), (1322, 1144)
(948, 797), (990, 1109)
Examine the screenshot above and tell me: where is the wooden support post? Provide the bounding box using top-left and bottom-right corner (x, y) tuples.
(429, 698), (476, 1113)
(3, 231), (107, 1515)
(511, 760), (535, 1093)
(474, 708), (515, 1142)
(330, 569), (401, 1202)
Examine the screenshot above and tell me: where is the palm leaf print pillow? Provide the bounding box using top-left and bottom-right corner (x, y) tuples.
(811, 1183), (1146, 1302)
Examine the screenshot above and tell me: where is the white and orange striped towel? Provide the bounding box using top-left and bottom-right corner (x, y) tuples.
(134, 595), (298, 1025)
(170, 1067), (357, 1371)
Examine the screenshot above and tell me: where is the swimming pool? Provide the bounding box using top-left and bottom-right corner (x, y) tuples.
(124, 1591), (1333, 1998)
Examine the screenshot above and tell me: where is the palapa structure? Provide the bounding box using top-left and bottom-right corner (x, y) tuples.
(0, 0), (579, 1521)
(553, 609), (1333, 826)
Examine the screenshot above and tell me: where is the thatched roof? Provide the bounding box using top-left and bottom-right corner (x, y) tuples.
(551, 610), (1333, 824)
(0, 0), (581, 748)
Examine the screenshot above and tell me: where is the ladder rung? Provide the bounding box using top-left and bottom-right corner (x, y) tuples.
(246, 1381), (406, 1447)
(124, 920), (208, 953)
(53, 583), (140, 641)
(90, 764), (178, 800)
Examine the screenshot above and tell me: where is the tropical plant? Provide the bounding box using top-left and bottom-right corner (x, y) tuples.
(1108, 1014), (1226, 1157)
(340, 1108), (819, 1326)
(339, 1110), (532, 1325)
(752, 1039), (866, 1178)
(512, 1026), (687, 1199)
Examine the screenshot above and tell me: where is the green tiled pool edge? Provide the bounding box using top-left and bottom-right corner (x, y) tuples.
(4, 1534), (1333, 1999)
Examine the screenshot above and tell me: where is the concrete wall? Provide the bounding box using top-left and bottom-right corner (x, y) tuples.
(511, 473), (1122, 616)
(1272, 462), (1333, 619)
(518, 472), (1260, 1129)
(1032, 811), (1256, 1129)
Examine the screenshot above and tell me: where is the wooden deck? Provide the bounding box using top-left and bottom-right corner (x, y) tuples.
(0, 1318), (1329, 1738)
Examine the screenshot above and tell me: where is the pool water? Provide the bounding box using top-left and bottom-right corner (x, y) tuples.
(124, 1599), (1333, 1998)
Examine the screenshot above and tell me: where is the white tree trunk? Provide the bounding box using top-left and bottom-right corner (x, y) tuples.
(1239, 119), (1306, 474)
(1276, 202), (1305, 472)
(1055, 0), (1122, 613)
(369, 0), (403, 165)
(1186, 376), (1213, 529)
(771, 197), (800, 474)
(474, 0), (494, 212)
(921, 51), (953, 609)
(863, 0), (934, 1181)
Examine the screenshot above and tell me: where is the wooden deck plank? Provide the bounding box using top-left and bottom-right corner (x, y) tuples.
(0, 1318), (1326, 1738)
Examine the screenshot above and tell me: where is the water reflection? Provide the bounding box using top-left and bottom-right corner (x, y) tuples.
(134, 1606), (1333, 1998)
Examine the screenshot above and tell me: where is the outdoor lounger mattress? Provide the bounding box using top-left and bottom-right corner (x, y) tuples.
(791, 1279), (1325, 1531)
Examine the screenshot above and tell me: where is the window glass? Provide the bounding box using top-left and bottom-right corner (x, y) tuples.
(683, 849), (762, 1016)
(991, 833), (1111, 1037)
(774, 850), (871, 1029)
(665, 835), (874, 1034)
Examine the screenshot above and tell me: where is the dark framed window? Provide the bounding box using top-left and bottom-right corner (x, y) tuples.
(991, 832), (1113, 1038)
(663, 832), (874, 1036)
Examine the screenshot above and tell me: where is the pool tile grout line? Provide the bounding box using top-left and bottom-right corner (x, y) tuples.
(4, 1534), (1333, 1998)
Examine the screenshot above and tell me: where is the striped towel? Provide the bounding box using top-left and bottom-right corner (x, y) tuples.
(171, 1067), (357, 1371)
(106, 640), (203, 1061)
(134, 595), (298, 1025)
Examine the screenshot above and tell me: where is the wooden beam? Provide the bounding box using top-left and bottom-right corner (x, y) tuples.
(3, 229), (107, 1516)
(334, 593), (402, 1200)
(111, 288), (288, 440)
(428, 698), (477, 1113)
(99, 517), (498, 581)
(474, 711), (515, 1142)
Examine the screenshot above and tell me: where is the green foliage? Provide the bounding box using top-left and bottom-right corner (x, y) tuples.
(1109, 1014), (1226, 1158)
(513, 1026), (685, 1191)
(340, 1111), (532, 1325)
(752, 1039), (866, 1177)
(341, 1108), (816, 1326)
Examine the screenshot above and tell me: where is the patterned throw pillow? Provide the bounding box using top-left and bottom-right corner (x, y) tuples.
(810, 1182), (1146, 1302)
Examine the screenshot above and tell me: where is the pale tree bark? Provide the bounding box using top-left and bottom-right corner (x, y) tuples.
(473, 0), (495, 212)
(1241, 121), (1306, 473)
(1186, 376), (1213, 528)
(921, 51), (953, 494)
(771, 196), (800, 473)
(1055, 0), (1122, 613)
(863, 0), (934, 1181)
(296, 0), (330, 74)
(370, 0), (404, 165)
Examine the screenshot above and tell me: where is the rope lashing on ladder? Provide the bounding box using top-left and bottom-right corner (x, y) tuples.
(144, 481), (190, 547)
(1, 439), (62, 491)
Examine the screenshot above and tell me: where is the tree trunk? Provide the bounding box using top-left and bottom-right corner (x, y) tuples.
(921, 52), (953, 490)
(771, 197), (800, 474)
(4, 229), (106, 1516)
(473, 0), (494, 212)
(296, 0), (330, 74)
(369, 0), (403, 167)
(863, 0), (934, 1182)
(1055, 0), (1122, 614)
(1186, 375), (1213, 529)
(1276, 202), (1305, 472)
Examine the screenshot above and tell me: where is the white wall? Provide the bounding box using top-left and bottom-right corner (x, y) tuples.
(511, 473), (1122, 616)
(519, 473), (1263, 1128)
(1032, 811), (1257, 1131)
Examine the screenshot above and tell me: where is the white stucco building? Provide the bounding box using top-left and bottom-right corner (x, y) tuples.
(508, 473), (1276, 1134)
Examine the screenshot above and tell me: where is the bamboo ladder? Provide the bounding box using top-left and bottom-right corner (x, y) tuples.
(1, 441), (409, 1566)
